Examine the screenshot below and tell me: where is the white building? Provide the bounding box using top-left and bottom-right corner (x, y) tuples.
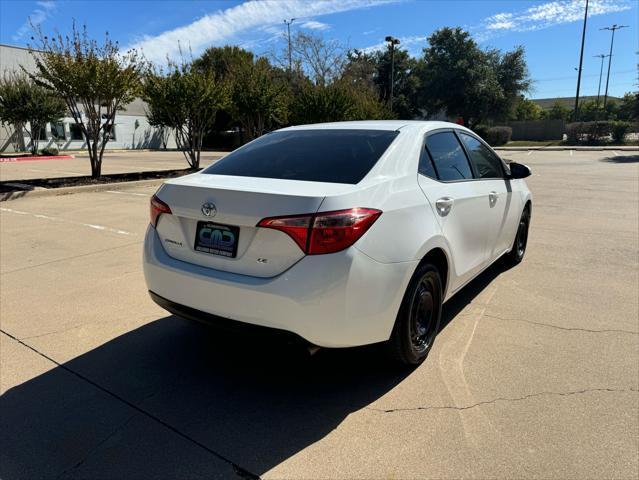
(0, 44), (176, 153)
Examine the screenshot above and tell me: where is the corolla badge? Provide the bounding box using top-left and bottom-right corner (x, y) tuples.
(201, 203), (217, 217)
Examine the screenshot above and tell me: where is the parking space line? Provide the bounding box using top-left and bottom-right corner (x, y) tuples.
(612, 151), (619, 156)
(105, 190), (149, 197)
(570, 150), (573, 156)
(0, 207), (134, 236)
(527, 150), (532, 156)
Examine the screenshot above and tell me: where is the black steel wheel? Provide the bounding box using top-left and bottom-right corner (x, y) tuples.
(387, 263), (443, 365)
(505, 206), (530, 266)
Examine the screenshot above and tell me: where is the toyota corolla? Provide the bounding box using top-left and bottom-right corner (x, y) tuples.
(143, 121), (532, 365)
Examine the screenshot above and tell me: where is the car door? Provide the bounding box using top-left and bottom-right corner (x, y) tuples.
(457, 131), (521, 260)
(417, 130), (493, 293)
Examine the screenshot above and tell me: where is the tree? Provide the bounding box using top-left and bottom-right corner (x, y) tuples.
(290, 80), (390, 125)
(291, 32), (346, 86)
(513, 97), (542, 121)
(617, 92), (639, 121)
(193, 46), (254, 78)
(144, 63), (229, 169)
(544, 101), (571, 121)
(345, 47), (420, 119)
(489, 46), (531, 120)
(576, 99), (618, 121)
(228, 57), (289, 141)
(28, 23), (143, 177)
(0, 75), (66, 154)
(416, 27), (530, 126)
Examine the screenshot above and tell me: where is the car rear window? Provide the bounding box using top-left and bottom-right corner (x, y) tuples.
(203, 129), (399, 184)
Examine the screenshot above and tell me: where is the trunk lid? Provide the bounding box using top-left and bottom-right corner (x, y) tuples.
(154, 173), (356, 278)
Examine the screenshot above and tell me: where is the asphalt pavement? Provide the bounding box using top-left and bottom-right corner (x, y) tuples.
(0, 149), (637, 479)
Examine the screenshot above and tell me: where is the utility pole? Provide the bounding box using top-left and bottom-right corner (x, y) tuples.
(593, 54), (610, 108)
(573, 0), (589, 122)
(283, 18), (296, 73)
(385, 36), (401, 113)
(601, 24), (628, 111)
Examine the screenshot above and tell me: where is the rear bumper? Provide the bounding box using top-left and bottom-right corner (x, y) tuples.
(149, 291), (308, 345)
(143, 225), (417, 347)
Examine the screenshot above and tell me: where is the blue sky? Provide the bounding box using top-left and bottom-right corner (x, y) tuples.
(1, 0), (637, 99)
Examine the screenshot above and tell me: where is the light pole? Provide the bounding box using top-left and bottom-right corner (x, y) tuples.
(283, 18), (296, 73)
(601, 24), (628, 111)
(593, 54), (610, 108)
(573, 0), (589, 122)
(385, 36), (400, 113)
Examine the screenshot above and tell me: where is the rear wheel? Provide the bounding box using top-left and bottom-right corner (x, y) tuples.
(504, 207), (530, 266)
(387, 263), (443, 366)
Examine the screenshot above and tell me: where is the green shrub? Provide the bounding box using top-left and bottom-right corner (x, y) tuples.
(565, 121), (613, 145)
(610, 121), (630, 143)
(40, 146), (59, 156)
(565, 122), (581, 144)
(472, 124), (490, 140)
(484, 126), (512, 146)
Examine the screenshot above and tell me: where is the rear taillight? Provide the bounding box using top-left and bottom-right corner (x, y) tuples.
(257, 208), (382, 255)
(150, 194), (171, 227)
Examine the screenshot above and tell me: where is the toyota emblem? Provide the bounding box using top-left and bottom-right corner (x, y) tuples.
(201, 203), (217, 217)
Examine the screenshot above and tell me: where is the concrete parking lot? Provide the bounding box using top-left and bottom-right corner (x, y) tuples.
(1, 149), (637, 479)
(0, 150), (225, 182)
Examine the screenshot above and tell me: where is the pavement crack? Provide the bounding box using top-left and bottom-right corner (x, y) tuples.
(19, 324), (87, 341)
(0, 328), (260, 480)
(482, 313), (639, 335)
(367, 387), (638, 414)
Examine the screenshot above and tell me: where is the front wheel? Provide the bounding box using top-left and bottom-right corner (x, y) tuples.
(504, 207), (530, 266)
(387, 263), (443, 365)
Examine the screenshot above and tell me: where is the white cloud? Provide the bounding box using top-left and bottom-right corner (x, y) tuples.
(128, 0), (397, 63)
(301, 20), (330, 31)
(485, 13), (515, 31)
(12, 0), (57, 41)
(479, 0), (631, 38)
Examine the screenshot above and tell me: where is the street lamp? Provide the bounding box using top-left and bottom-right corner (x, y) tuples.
(284, 18), (296, 73)
(600, 24), (628, 110)
(385, 36), (401, 113)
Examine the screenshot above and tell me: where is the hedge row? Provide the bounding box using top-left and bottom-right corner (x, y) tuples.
(473, 125), (512, 146)
(565, 121), (635, 144)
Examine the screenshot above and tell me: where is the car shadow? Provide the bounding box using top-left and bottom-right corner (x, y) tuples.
(0, 261), (507, 479)
(600, 154), (639, 164)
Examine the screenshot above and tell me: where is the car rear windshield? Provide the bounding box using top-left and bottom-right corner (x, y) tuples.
(203, 129), (400, 184)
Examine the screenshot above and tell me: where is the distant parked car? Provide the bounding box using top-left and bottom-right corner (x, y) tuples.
(143, 121), (532, 365)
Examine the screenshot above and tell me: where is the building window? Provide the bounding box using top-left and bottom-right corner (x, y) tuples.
(69, 123), (84, 141)
(51, 123), (66, 140)
(35, 125), (48, 141)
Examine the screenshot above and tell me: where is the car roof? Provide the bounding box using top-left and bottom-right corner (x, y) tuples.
(278, 120), (469, 133)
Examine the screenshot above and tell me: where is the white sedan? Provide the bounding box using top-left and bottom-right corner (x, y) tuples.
(143, 121), (532, 365)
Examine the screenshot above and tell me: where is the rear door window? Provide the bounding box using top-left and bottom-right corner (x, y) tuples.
(458, 133), (504, 179)
(425, 132), (473, 181)
(204, 129), (399, 184)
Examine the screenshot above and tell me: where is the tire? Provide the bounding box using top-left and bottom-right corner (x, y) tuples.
(504, 206), (531, 266)
(387, 263), (443, 366)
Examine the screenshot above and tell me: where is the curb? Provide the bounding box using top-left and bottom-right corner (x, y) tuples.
(0, 155), (75, 163)
(0, 178), (165, 202)
(495, 146), (638, 151)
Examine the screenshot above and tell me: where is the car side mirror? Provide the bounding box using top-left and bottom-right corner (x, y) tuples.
(508, 162), (532, 179)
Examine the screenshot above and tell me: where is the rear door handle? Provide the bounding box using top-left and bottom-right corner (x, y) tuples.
(435, 197), (454, 217)
(489, 191), (498, 206)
